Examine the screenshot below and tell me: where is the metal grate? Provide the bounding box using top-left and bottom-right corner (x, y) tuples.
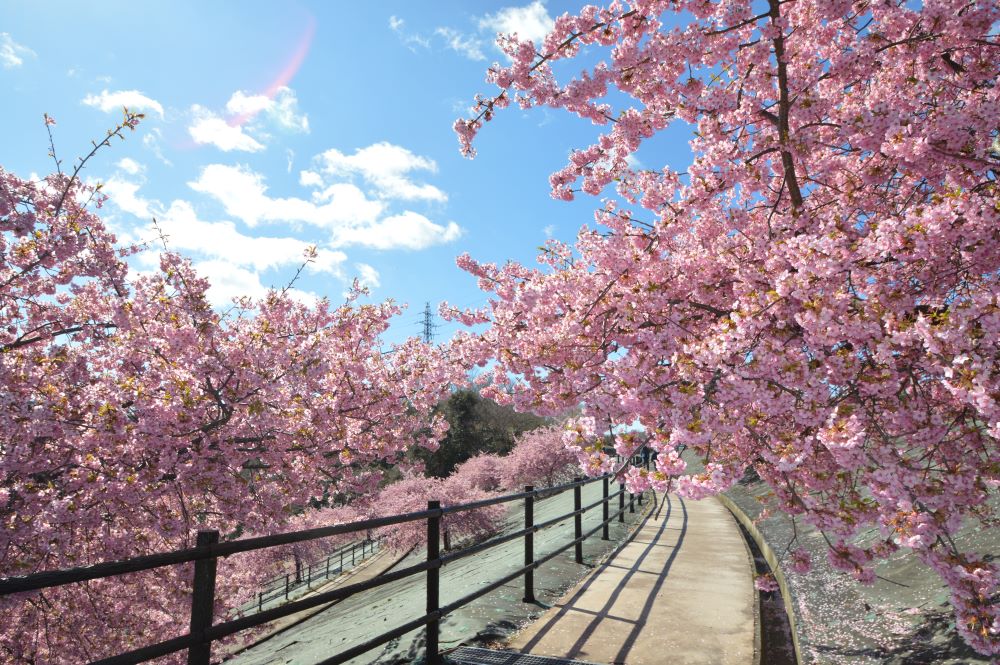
(448, 646), (603, 665)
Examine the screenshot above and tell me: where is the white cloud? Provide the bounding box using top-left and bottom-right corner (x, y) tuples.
(192, 259), (270, 306)
(190, 153), (462, 252)
(189, 163), (384, 229)
(333, 211), (462, 250)
(226, 91), (272, 116)
(355, 263), (381, 289)
(316, 142), (447, 202)
(227, 87), (309, 133)
(104, 176), (157, 219)
(543, 224), (556, 237)
(389, 15), (405, 31)
(154, 200), (346, 276)
(1, 33), (34, 69)
(188, 105), (265, 152)
(434, 27), (486, 61)
(268, 88), (310, 132)
(116, 157), (144, 175)
(82, 89), (165, 119)
(479, 1), (554, 45)
(189, 87), (308, 153)
(105, 175), (359, 306)
(299, 170), (323, 187)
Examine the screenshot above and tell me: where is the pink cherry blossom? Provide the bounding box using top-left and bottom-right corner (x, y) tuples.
(1, 116), (460, 663)
(454, 0), (1000, 654)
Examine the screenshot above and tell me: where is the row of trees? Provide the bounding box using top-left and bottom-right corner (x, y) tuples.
(0, 112), (580, 660)
(291, 425), (579, 556)
(450, 0), (999, 656)
(0, 114), (460, 662)
(3, 0), (997, 659)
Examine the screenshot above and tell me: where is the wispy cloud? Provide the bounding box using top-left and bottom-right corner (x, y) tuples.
(389, 15), (431, 51)
(434, 27), (486, 61)
(82, 89), (165, 118)
(142, 128), (172, 166)
(0, 33), (35, 69)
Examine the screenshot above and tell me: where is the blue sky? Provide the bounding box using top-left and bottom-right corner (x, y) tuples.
(1, 1), (693, 345)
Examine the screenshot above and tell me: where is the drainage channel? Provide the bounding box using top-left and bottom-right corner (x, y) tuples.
(731, 518), (798, 665)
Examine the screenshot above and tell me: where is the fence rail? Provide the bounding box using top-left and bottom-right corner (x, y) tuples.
(1, 468), (651, 665)
(246, 536), (384, 614)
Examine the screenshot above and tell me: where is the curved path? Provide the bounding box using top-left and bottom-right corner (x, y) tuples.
(506, 494), (756, 665)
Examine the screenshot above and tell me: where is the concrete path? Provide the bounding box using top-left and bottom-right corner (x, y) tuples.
(507, 494), (757, 665)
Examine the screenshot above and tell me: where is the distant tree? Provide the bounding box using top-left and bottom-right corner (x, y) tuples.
(452, 453), (505, 492)
(366, 474), (505, 552)
(413, 388), (550, 477)
(501, 426), (580, 490)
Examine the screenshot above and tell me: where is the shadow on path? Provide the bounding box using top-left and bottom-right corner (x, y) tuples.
(509, 494), (755, 665)
(516, 494), (689, 664)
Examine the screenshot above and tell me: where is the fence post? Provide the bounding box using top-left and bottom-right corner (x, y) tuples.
(523, 485), (535, 603)
(340, 549), (344, 572)
(258, 592), (262, 613)
(284, 573), (290, 600)
(602, 476), (610, 540)
(630, 491), (635, 513)
(188, 530), (219, 665)
(426, 500), (441, 665)
(352, 543), (356, 566)
(573, 478), (583, 564)
(638, 489), (643, 506)
(619, 482), (625, 523)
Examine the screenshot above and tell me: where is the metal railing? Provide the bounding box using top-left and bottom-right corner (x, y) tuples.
(0, 473), (647, 665)
(248, 536), (383, 614)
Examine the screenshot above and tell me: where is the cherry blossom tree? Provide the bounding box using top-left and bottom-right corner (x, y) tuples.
(500, 426), (580, 489)
(366, 474), (506, 552)
(453, 0), (1000, 654)
(0, 114), (457, 663)
(452, 452), (505, 491)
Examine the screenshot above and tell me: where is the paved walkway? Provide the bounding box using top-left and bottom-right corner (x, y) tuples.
(507, 493), (757, 665)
